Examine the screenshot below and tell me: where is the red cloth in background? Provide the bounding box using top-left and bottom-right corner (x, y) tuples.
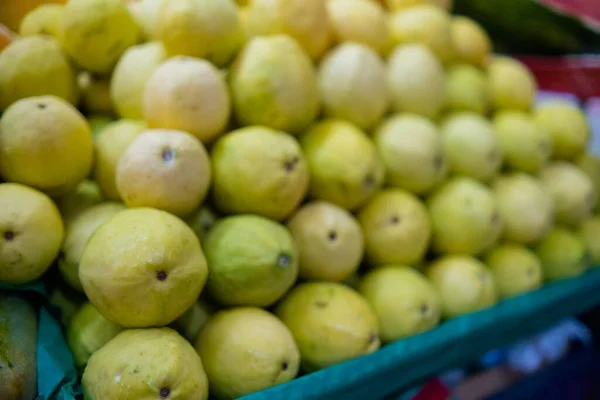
(538, 0), (600, 27)
(411, 378), (451, 400)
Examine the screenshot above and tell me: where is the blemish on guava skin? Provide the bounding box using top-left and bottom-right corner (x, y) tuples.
(276, 253), (291, 268)
(421, 303), (429, 314)
(280, 361), (289, 371)
(363, 174), (376, 190)
(315, 300), (327, 309)
(3, 231), (15, 241)
(368, 332), (378, 345)
(327, 230), (337, 242)
(389, 216), (400, 225)
(37, 103), (46, 110)
(283, 156), (300, 172)
(160, 387), (171, 398)
(156, 271), (168, 281)
(162, 148), (175, 163)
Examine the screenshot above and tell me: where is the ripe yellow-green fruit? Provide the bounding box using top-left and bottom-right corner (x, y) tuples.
(387, 44), (446, 118)
(56, 180), (103, 223)
(0, 96), (93, 195)
(185, 205), (219, 243)
(492, 111), (552, 174)
(287, 201), (364, 282)
(157, 0), (242, 67)
(576, 152), (600, 211)
(110, 41), (166, 120)
(127, 0), (165, 40)
(79, 208), (209, 327)
(318, 43), (389, 130)
(301, 119), (385, 210)
(143, 57), (231, 144)
(427, 255), (497, 318)
(19, 4), (63, 37)
(484, 244), (543, 299)
(326, 0), (390, 55)
(0, 183), (64, 283)
(360, 267), (441, 342)
(488, 56), (537, 111)
(0, 35), (78, 110)
(450, 16), (491, 66)
(445, 64), (489, 114)
(440, 112), (502, 182)
(204, 215), (298, 307)
(82, 328), (209, 400)
(245, 0), (331, 60)
(78, 72), (113, 115)
(428, 177), (502, 255)
(374, 114), (446, 194)
(276, 282), (380, 372)
(211, 126), (309, 221)
(171, 300), (214, 343)
(58, 202), (126, 292)
(389, 5), (453, 63)
(358, 189), (431, 266)
(67, 302), (122, 369)
(195, 307), (300, 399)
(492, 173), (554, 245)
(578, 216), (600, 266)
(229, 35), (320, 134)
(540, 162), (596, 227)
(88, 115), (114, 139)
(93, 119), (146, 200)
(0, 0), (67, 32)
(385, 0), (452, 11)
(534, 101), (590, 160)
(59, 0), (140, 74)
(116, 129), (212, 217)
(535, 227), (588, 281)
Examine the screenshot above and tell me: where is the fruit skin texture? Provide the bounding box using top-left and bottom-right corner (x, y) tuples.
(211, 126), (309, 221)
(576, 152), (600, 212)
(0, 35), (78, 110)
(488, 56), (537, 112)
(427, 177), (502, 255)
(0, 295), (37, 400)
(484, 244), (543, 299)
(287, 201), (364, 282)
(59, 202), (126, 292)
(427, 255), (497, 318)
(143, 56), (231, 144)
(540, 162), (596, 227)
(318, 42), (389, 130)
(358, 189), (431, 266)
(110, 41), (167, 120)
(450, 16), (491, 66)
(195, 307), (300, 399)
(19, 4), (64, 37)
(360, 267), (441, 343)
(374, 114), (446, 195)
(444, 64), (489, 115)
(578, 216), (600, 266)
(79, 208), (208, 328)
(82, 328), (209, 400)
(245, 0), (331, 60)
(203, 215), (298, 307)
(301, 119), (385, 210)
(127, 0), (165, 41)
(492, 111), (552, 174)
(116, 129), (212, 217)
(67, 302), (122, 370)
(440, 112), (502, 182)
(0, 183), (64, 284)
(0, 96), (93, 196)
(534, 101), (590, 161)
(229, 35), (320, 134)
(492, 173), (554, 245)
(535, 228), (588, 281)
(387, 44), (446, 119)
(93, 119), (146, 201)
(59, 0), (140, 74)
(276, 282), (380, 372)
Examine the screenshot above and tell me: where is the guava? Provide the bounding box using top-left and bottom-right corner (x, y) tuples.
(440, 112), (502, 182)
(49, 285), (86, 328)
(484, 244), (542, 299)
(196, 307), (300, 398)
(426, 255), (497, 318)
(211, 126), (309, 220)
(387, 44), (446, 119)
(127, 0), (165, 40)
(170, 300), (213, 343)
(492, 110), (552, 174)
(276, 282), (380, 372)
(488, 56), (537, 111)
(427, 177), (502, 255)
(374, 114), (447, 194)
(56, 180), (104, 224)
(0, 183), (64, 283)
(82, 328), (209, 400)
(88, 115), (114, 140)
(450, 16), (491, 66)
(358, 189), (431, 266)
(203, 215), (298, 307)
(540, 162), (596, 227)
(78, 72), (113, 115)
(535, 228), (588, 281)
(318, 43), (389, 130)
(576, 152), (600, 212)
(301, 119), (385, 210)
(79, 208), (208, 327)
(287, 201), (364, 282)
(229, 35), (320, 134)
(445, 64), (489, 114)
(492, 173), (554, 244)
(185, 205), (219, 243)
(19, 4), (64, 37)
(360, 267), (441, 342)
(534, 100), (589, 160)
(578, 216), (600, 266)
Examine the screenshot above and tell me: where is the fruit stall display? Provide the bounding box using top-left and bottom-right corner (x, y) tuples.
(1, 0), (600, 399)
